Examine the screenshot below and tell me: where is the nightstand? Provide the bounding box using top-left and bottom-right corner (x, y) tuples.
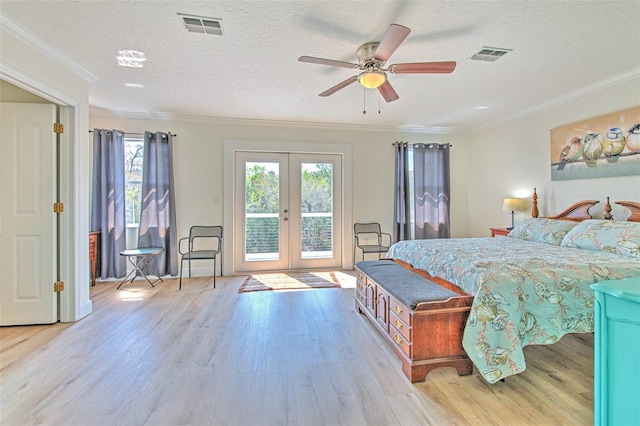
(490, 228), (511, 237)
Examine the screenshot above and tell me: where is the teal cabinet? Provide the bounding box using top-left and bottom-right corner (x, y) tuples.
(591, 277), (640, 426)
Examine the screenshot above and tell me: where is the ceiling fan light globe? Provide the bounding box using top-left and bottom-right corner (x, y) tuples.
(359, 72), (386, 89)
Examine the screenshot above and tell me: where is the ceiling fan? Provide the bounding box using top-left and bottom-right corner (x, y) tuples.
(298, 24), (456, 102)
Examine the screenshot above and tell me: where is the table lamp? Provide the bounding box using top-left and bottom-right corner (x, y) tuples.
(503, 198), (524, 230)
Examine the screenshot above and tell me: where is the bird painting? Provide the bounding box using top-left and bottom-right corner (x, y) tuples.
(626, 123), (640, 152)
(557, 136), (583, 170)
(551, 107), (639, 181)
(582, 133), (603, 167)
(602, 127), (626, 162)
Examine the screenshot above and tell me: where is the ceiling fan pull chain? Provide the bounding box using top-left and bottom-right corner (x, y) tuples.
(378, 94), (381, 114)
(363, 87), (366, 114)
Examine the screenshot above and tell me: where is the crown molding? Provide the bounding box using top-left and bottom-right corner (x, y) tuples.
(472, 67), (640, 133)
(0, 13), (97, 83)
(89, 107), (456, 135)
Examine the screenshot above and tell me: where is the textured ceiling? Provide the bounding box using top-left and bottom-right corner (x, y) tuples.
(2, 1), (639, 132)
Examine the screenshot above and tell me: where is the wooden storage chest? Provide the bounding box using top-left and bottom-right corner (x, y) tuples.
(355, 260), (474, 382)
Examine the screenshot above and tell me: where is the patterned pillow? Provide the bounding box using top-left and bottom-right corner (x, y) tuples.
(507, 218), (580, 246)
(560, 219), (640, 258)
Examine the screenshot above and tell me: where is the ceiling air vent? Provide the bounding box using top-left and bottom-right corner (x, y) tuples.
(471, 47), (512, 62)
(178, 13), (223, 35)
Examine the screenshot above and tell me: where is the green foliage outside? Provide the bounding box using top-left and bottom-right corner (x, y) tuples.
(245, 164), (279, 214)
(301, 163), (332, 213)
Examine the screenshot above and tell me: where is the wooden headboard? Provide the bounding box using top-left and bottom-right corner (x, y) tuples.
(616, 200), (640, 222)
(531, 188), (599, 222)
(530, 189), (640, 222)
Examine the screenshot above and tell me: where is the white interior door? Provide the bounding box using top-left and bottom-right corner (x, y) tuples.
(234, 151), (342, 272)
(0, 102), (57, 325)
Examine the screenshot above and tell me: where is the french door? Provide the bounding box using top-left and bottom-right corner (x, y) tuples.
(234, 151), (342, 272)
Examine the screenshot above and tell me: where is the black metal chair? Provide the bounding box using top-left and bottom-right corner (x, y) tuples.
(178, 225), (223, 290)
(353, 222), (392, 261)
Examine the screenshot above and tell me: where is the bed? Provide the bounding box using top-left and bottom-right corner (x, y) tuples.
(386, 195), (640, 383)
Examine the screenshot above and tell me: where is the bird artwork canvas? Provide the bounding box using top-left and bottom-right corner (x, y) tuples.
(550, 106), (640, 180)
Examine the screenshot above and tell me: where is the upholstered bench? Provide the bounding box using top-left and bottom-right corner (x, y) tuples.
(355, 259), (474, 382)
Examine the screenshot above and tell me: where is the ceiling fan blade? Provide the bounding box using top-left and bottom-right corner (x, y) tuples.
(378, 80), (399, 102)
(373, 24), (411, 62)
(298, 56), (358, 69)
(390, 61), (457, 74)
(319, 76), (359, 97)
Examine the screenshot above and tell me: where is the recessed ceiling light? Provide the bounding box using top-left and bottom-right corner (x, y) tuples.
(117, 50), (147, 67)
(125, 83), (144, 88)
(476, 106), (489, 110)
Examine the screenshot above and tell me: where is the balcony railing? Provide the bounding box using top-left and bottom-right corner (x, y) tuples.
(245, 212), (333, 260)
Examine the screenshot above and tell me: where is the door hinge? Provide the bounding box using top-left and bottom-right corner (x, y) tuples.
(54, 281), (64, 292)
(53, 202), (64, 213)
(53, 123), (64, 134)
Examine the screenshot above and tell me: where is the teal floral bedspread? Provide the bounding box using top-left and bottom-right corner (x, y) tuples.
(387, 237), (640, 383)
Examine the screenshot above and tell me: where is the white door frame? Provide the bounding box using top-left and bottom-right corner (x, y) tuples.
(223, 139), (353, 275)
(1, 64), (91, 322)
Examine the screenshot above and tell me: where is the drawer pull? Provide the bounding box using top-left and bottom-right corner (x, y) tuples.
(394, 304), (403, 315)
(394, 334), (403, 346)
(394, 319), (403, 330)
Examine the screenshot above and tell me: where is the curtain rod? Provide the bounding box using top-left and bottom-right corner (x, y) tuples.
(88, 130), (177, 137)
(392, 142), (453, 147)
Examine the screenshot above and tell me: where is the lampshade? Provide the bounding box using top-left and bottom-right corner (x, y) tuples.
(502, 198), (525, 212)
(358, 72), (386, 89)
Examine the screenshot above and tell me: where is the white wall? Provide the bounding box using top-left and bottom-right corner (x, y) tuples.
(467, 76), (640, 237)
(89, 114), (471, 273)
(1, 24), (92, 321)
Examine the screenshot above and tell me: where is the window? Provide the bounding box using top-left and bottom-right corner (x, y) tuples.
(124, 138), (144, 225)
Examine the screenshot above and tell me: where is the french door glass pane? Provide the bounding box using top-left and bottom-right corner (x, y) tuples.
(300, 162), (333, 259)
(245, 161), (279, 261)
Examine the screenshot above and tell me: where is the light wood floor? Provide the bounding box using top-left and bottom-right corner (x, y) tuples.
(1, 273), (593, 425)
